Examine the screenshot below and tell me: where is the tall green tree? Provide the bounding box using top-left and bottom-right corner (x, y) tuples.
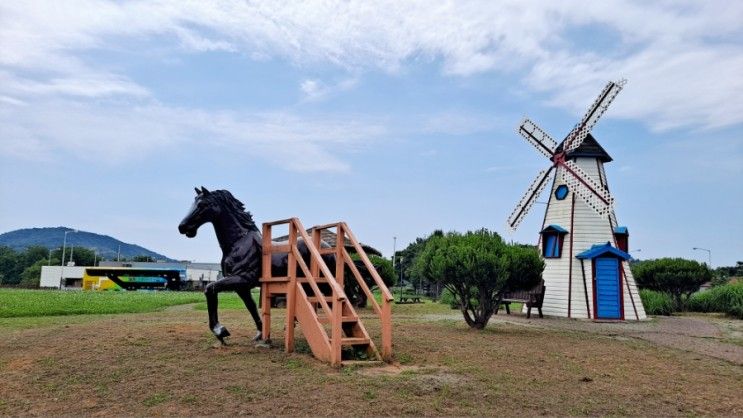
(413, 229), (543, 329)
(632, 258), (712, 310)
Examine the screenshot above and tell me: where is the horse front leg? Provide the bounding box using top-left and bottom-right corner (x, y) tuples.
(236, 287), (263, 342)
(204, 278), (241, 344)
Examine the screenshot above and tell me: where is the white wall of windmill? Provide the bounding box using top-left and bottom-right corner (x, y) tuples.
(527, 157), (645, 320)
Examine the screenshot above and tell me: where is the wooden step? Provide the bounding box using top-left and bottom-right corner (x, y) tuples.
(261, 276), (290, 283)
(307, 295), (334, 303)
(317, 315), (358, 324)
(298, 276), (330, 283)
(341, 337), (370, 346)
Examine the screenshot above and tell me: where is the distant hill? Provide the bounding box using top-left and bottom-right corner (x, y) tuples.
(0, 227), (173, 261)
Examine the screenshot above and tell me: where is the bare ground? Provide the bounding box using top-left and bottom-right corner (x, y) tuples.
(0, 305), (741, 416)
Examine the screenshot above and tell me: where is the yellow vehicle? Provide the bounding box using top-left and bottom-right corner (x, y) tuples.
(82, 267), (184, 290)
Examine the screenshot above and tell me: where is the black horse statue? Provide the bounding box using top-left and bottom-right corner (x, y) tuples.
(178, 187), (354, 344)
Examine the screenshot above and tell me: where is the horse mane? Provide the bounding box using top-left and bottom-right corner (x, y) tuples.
(209, 190), (258, 231)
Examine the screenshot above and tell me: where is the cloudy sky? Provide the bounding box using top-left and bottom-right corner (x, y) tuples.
(1, 1), (741, 266)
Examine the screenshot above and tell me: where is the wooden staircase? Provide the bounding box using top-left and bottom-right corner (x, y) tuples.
(259, 218), (393, 367)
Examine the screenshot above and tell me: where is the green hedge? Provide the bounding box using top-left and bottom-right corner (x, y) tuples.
(639, 289), (675, 316)
(687, 282), (743, 319)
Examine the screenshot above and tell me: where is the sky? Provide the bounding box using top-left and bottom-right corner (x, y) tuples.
(0, 1), (741, 267)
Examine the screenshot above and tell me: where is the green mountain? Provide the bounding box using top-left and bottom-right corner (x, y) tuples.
(0, 227), (173, 261)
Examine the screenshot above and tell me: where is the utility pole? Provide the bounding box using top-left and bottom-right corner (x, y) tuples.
(60, 229), (77, 289)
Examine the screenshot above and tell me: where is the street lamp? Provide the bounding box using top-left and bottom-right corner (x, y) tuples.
(60, 229), (78, 289)
(398, 256), (404, 301)
(629, 249), (642, 260)
(392, 236), (397, 269)
(692, 247), (712, 268)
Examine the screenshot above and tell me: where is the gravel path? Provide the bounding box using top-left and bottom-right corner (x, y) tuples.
(419, 312), (743, 365)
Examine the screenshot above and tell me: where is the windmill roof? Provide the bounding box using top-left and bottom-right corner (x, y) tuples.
(576, 242), (631, 260)
(541, 224), (569, 234)
(613, 226), (629, 235)
(555, 133), (613, 163)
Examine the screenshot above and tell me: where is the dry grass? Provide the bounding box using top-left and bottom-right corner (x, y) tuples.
(0, 302), (741, 416)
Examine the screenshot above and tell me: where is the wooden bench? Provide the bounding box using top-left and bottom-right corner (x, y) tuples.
(398, 295), (422, 304)
(494, 280), (546, 319)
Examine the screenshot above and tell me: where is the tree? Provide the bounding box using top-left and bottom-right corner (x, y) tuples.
(19, 259), (45, 288)
(395, 230), (443, 294)
(632, 258), (712, 310)
(413, 229), (543, 329)
(0, 246), (21, 285)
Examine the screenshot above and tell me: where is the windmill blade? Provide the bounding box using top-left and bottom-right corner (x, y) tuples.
(507, 166), (554, 230)
(517, 117), (558, 158)
(564, 79), (627, 153)
(560, 160), (615, 218)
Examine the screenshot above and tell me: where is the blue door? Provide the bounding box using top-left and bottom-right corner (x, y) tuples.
(595, 257), (621, 319)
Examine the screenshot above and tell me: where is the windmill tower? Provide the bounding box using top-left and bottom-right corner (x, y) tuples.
(507, 80), (646, 320)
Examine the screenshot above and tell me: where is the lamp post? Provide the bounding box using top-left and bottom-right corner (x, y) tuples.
(399, 256), (404, 301)
(629, 249), (642, 260)
(392, 236), (397, 269)
(60, 229), (77, 289)
(692, 247), (712, 268)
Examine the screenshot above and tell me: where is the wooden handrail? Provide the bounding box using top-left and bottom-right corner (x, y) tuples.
(341, 248), (383, 316)
(341, 223), (394, 302)
(263, 218), (295, 226)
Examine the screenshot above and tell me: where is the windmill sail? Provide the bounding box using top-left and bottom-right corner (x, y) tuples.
(560, 160), (614, 217)
(507, 166), (554, 230)
(517, 118), (557, 158)
(564, 80), (626, 153)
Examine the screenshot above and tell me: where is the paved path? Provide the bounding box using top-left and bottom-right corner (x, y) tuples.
(418, 312), (743, 365)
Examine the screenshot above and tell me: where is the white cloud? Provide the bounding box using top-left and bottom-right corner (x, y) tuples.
(299, 77), (359, 102)
(1, 0), (742, 171)
(0, 98), (386, 172)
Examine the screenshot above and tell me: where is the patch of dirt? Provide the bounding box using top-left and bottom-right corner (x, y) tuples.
(0, 307), (741, 416)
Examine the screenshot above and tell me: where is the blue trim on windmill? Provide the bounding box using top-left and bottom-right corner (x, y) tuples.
(613, 226), (628, 235)
(541, 224), (569, 234)
(576, 243), (631, 261)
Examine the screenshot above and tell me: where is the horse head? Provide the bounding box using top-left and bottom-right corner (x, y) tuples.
(178, 186), (219, 238)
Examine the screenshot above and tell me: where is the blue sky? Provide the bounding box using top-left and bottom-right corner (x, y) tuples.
(1, 1), (741, 266)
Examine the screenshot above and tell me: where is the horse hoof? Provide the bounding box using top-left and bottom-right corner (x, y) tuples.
(252, 331), (263, 342)
(212, 324), (231, 345)
(255, 339), (271, 349)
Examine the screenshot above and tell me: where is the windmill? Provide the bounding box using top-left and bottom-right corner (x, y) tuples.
(507, 80), (646, 321)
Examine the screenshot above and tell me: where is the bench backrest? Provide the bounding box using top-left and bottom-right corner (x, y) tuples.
(503, 279), (546, 300)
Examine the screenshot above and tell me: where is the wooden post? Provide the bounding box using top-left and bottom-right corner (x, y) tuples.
(381, 299), (392, 361)
(310, 229), (320, 281)
(335, 224), (345, 288)
(261, 223), (272, 341)
(285, 220), (298, 353)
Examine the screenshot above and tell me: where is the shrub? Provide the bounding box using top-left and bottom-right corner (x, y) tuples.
(413, 229), (543, 329)
(687, 282), (743, 319)
(639, 289), (675, 316)
(632, 258), (711, 310)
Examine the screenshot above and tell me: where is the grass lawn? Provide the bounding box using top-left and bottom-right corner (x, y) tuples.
(0, 288), (203, 318)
